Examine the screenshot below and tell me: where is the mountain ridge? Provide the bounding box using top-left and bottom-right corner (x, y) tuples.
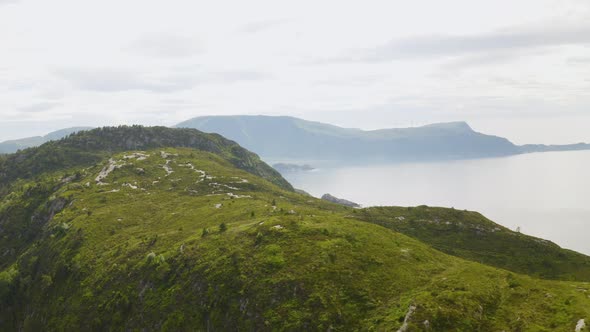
(0, 126), (589, 330)
(4, 117), (588, 160)
(0, 127), (93, 154)
(0, 125), (292, 192)
(176, 115), (590, 163)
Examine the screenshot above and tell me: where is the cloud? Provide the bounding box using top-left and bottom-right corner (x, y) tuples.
(0, 0), (19, 5)
(313, 24), (590, 64)
(126, 32), (203, 58)
(441, 48), (553, 71)
(377, 29), (587, 59)
(239, 19), (290, 34)
(17, 102), (62, 113)
(55, 68), (195, 93)
(568, 56), (590, 64)
(54, 67), (270, 93)
(205, 71), (269, 83)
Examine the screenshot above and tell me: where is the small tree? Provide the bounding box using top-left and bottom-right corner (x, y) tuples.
(219, 223), (227, 233)
(271, 199), (276, 206)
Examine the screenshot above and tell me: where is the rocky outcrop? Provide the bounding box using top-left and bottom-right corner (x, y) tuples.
(397, 304), (417, 332)
(31, 197), (68, 226)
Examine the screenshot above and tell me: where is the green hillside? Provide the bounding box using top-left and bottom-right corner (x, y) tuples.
(355, 207), (590, 282)
(1, 128), (589, 331)
(0, 126), (292, 193)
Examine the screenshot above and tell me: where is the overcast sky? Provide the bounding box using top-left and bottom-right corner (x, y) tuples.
(1, 0), (589, 144)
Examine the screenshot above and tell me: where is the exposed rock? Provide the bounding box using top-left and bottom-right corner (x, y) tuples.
(162, 160), (174, 176)
(397, 304), (417, 332)
(321, 193), (361, 208)
(60, 174), (78, 184)
(35, 197), (67, 225)
(227, 193), (251, 199)
(576, 319), (586, 332)
(95, 158), (120, 184)
(123, 152), (150, 161)
(160, 151), (178, 159)
(122, 183), (139, 190)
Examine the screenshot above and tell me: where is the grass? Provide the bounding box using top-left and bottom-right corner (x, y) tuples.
(0, 144), (589, 331)
(354, 206), (590, 281)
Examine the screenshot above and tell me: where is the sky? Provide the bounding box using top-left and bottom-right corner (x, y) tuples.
(1, 0), (589, 144)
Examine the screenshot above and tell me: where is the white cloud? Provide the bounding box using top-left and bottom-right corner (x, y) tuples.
(239, 19), (291, 34)
(126, 32), (204, 58)
(53, 67), (269, 93)
(363, 24), (590, 61)
(17, 101), (62, 113)
(0, 0), (589, 143)
(55, 68), (197, 93)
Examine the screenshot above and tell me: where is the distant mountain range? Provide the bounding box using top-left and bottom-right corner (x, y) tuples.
(2, 117), (589, 161)
(176, 115), (590, 163)
(0, 127), (92, 154)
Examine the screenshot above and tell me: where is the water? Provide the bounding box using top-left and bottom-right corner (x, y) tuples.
(281, 150), (590, 255)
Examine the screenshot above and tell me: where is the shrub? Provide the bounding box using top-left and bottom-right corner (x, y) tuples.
(255, 232), (264, 245)
(201, 228), (210, 237)
(146, 252), (156, 262)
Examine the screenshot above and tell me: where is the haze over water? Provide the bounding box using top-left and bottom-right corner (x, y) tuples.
(282, 150), (590, 255)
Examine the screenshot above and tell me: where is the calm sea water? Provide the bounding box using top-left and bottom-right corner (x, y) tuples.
(281, 150), (590, 255)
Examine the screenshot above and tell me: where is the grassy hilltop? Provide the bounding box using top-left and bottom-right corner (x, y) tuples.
(0, 127), (589, 331)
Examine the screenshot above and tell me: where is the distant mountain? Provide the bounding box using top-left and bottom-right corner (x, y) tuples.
(0, 127), (92, 154)
(176, 116), (522, 162)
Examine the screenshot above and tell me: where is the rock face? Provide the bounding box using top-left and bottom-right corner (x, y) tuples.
(321, 193), (361, 208)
